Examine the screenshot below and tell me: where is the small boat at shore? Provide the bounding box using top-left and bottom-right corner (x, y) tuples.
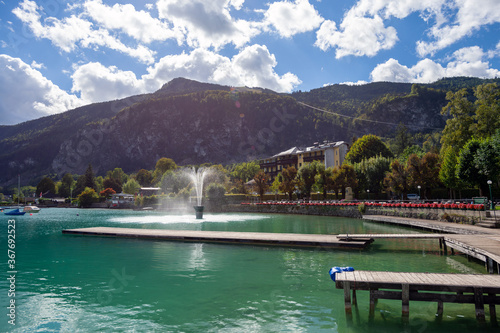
(24, 206), (41, 213)
(4, 208), (26, 216)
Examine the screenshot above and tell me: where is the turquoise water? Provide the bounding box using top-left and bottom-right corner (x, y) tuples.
(0, 208), (496, 332)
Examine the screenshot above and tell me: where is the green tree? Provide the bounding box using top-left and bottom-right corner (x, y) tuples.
(77, 187), (99, 208)
(384, 160), (410, 199)
(58, 173), (74, 198)
(298, 162), (318, 199)
(36, 177), (56, 196)
(332, 164), (358, 199)
(353, 155), (392, 195)
(345, 134), (393, 164)
(393, 123), (413, 157)
(278, 166), (298, 200)
(456, 139), (490, 196)
(253, 170), (270, 202)
(230, 161), (260, 183)
(103, 177), (122, 193)
(439, 146), (462, 198)
(472, 83), (500, 139)
(440, 88), (475, 152)
(123, 178), (141, 195)
(153, 158), (178, 183)
(83, 164), (97, 190)
(136, 169), (153, 187)
(407, 152), (441, 199)
(207, 183), (226, 200)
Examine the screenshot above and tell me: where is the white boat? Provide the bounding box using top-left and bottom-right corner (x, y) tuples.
(24, 206), (41, 213)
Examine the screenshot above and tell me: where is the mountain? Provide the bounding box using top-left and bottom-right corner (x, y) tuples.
(0, 76), (498, 189)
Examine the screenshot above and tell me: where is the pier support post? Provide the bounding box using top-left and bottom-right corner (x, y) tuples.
(474, 287), (485, 322)
(489, 293), (497, 326)
(437, 300), (443, 318)
(402, 284), (410, 319)
(369, 289), (376, 318)
(487, 257), (494, 274)
(443, 241), (448, 256)
(352, 289), (357, 306)
(343, 281), (352, 316)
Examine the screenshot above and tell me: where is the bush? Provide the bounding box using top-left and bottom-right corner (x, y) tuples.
(207, 183), (226, 199)
(358, 203), (366, 214)
(77, 187), (99, 208)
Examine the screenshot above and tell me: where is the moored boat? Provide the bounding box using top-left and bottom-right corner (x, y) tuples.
(24, 205), (41, 213)
(4, 208), (26, 216)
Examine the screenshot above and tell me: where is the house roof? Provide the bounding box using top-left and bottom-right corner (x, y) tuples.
(269, 141), (347, 159)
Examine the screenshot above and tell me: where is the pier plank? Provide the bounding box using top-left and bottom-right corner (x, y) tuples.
(63, 227), (371, 249)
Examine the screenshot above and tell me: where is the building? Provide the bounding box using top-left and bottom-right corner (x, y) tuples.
(259, 141), (349, 179)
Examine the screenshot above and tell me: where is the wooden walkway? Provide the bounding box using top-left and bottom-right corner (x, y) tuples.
(335, 270), (500, 322)
(62, 227), (371, 249)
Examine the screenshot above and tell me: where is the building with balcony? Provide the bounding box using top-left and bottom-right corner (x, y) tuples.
(259, 141), (349, 179)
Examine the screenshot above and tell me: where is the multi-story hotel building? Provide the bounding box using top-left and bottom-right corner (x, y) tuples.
(259, 141), (349, 179)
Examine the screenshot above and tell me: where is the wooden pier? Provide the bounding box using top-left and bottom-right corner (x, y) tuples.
(62, 227), (372, 249)
(335, 270), (500, 322)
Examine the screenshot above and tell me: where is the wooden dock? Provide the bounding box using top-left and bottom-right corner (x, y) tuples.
(62, 227), (371, 249)
(337, 233), (500, 274)
(335, 270), (500, 322)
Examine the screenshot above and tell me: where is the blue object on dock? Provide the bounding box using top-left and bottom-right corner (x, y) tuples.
(329, 266), (354, 281)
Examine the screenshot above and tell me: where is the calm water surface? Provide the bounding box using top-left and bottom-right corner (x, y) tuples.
(0, 208), (496, 332)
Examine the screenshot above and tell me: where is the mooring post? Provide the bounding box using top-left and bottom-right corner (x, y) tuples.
(402, 284), (410, 319)
(343, 281), (352, 316)
(474, 287), (486, 322)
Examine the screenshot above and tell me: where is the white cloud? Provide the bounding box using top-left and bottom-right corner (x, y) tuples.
(417, 0), (500, 56)
(370, 46), (500, 82)
(71, 62), (145, 103)
(0, 54), (83, 125)
(157, 0), (261, 49)
(70, 45), (301, 101)
(315, 15), (397, 58)
(12, 0), (156, 64)
(83, 0), (180, 44)
(142, 45), (301, 92)
(263, 0), (324, 38)
(315, 0), (500, 59)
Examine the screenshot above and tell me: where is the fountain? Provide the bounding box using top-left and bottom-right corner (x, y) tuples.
(186, 167), (211, 219)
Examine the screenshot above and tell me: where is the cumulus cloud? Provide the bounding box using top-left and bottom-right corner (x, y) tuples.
(315, 15), (397, 58)
(315, 0), (500, 59)
(12, 0), (156, 63)
(370, 46), (500, 82)
(0, 55), (83, 125)
(83, 0), (181, 44)
(263, 0), (324, 38)
(157, 0), (261, 49)
(71, 62), (145, 103)
(71, 45), (301, 101)
(142, 45), (301, 92)
(417, 0), (500, 56)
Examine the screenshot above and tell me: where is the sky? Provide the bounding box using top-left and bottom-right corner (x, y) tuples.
(1, 0), (500, 125)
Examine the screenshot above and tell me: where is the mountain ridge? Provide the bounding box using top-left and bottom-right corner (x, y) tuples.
(1, 76), (499, 189)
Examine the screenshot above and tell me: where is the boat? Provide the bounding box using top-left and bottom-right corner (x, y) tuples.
(5, 208), (26, 216)
(4, 175), (26, 216)
(24, 206), (41, 213)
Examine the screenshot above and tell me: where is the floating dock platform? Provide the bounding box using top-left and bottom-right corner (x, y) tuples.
(335, 270), (500, 323)
(62, 227), (372, 249)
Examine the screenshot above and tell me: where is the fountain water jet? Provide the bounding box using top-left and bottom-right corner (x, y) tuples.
(186, 167), (212, 219)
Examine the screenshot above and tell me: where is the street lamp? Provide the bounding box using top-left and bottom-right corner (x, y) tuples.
(488, 180), (493, 210)
(417, 185), (421, 200)
(366, 189), (370, 201)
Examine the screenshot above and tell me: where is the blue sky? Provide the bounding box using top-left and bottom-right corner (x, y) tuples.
(1, 0), (500, 125)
